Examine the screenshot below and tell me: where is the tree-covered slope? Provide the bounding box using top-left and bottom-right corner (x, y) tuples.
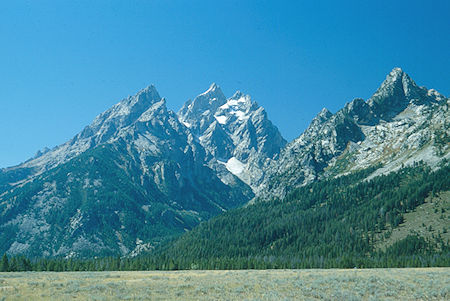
(154, 162), (450, 269)
(0, 85), (255, 258)
(0, 138), (250, 258)
(1, 68), (448, 263)
(2, 82), (278, 259)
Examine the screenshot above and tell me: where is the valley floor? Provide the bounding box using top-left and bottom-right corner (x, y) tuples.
(0, 268), (448, 300)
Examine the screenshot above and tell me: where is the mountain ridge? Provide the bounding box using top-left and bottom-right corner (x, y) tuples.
(0, 84), (257, 257)
(0, 67), (448, 258)
(178, 84), (286, 192)
(257, 67), (449, 200)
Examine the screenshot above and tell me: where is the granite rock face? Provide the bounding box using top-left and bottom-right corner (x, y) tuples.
(178, 85), (287, 193)
(0, 85), (253, 257)
(258, 68), (449, 200)
(0, 67), (448, 257)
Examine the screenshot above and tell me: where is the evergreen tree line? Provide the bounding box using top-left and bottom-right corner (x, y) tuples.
(150, 161), (450, 269)
(1, 161), (449, 271)
(1, 240), (449, 272)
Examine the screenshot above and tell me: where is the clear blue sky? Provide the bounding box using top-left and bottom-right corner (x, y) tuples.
(1, 0), (449, 168)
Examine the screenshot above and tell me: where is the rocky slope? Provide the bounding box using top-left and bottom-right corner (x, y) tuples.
(0, 67), (448, 258)
(0, 86), (252, 257)
(259, 68), (449, 199)
(178, 84), (286, 192)
(153, 68), (449, 266)
(0, 86), (164, 194)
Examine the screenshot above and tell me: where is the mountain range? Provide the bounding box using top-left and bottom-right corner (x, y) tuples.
(0, 67), (448, 259)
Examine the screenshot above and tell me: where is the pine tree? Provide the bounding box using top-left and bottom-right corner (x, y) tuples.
(1, 253), (9, 272)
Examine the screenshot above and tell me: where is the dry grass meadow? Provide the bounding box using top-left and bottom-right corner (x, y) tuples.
(376, 191), (450, 251)
(0, 268), (449, 300)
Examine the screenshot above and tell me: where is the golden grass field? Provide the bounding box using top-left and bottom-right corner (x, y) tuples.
(0, 268), (449, 300)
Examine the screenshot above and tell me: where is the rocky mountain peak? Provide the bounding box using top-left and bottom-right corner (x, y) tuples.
(213, 92), (254, 126)
(230, 90), (244, 99)
(0, 82), (254, 258)
(206, 82), (219, 92)
(76, 85), (163, 141)
(387, 67), (417, 92)
(387, 67), (404, 80)
(2, 68), (447, 258)
(375, 67), (414, 95)
(366, 67), (447, 123)
(258, 67), (449, 200)
(99, 85), (162, 122)
(187, 83), (226, 112)
(301, 107), (333, 136)
(108, 85), (162, 122)
(135, 84), (162, 104)
(367, 68), (423, 120)
(177, 86), (286, 192)
(316, 107), (333, 120)
(33, 147), (51, 159)
(4, 85), (167, 179)
(178, 83), (227, 132)
(367, 68), (430, 120)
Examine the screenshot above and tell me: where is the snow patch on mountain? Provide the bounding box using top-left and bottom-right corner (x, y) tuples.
(181, 120), (192, 128)
(214, 115), (227, 124)
(219, 95), (247, 110)
(1, 83), (253, 258)
(219, 157), (245, 176)
(178, 85), (286, 192)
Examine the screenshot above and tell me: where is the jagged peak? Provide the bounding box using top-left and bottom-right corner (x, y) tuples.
(384, 67), (404, 82)
(312, 107), (332, 123)
(382, 68), (402, 86)
(301, 107), (333, 135)
(343, 98), (366, 111)
(390, 67), (404, 76)
(200, 82), (222, 96)
(33, 146), (51, 159)
(140, 84), (158, 93)
(378, 67), (416, 90)
(427, 88), (446, 101)
(216, 92), (254, 116)
(134, 84), (161, 103)
(231, 90), (244, 99)
(381, 68), (446, 103)
(385, 67), (415, 84)
(89, 85), (162, 123)
(209, 82), (219, 90)
(195, 83), (226, 105)
(227, 91), (253, 106)
(178, 84), (227, 123)
(318, 107), (332, 118)
(229, 91), (255, 107)
(368, 67), (421, 110)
